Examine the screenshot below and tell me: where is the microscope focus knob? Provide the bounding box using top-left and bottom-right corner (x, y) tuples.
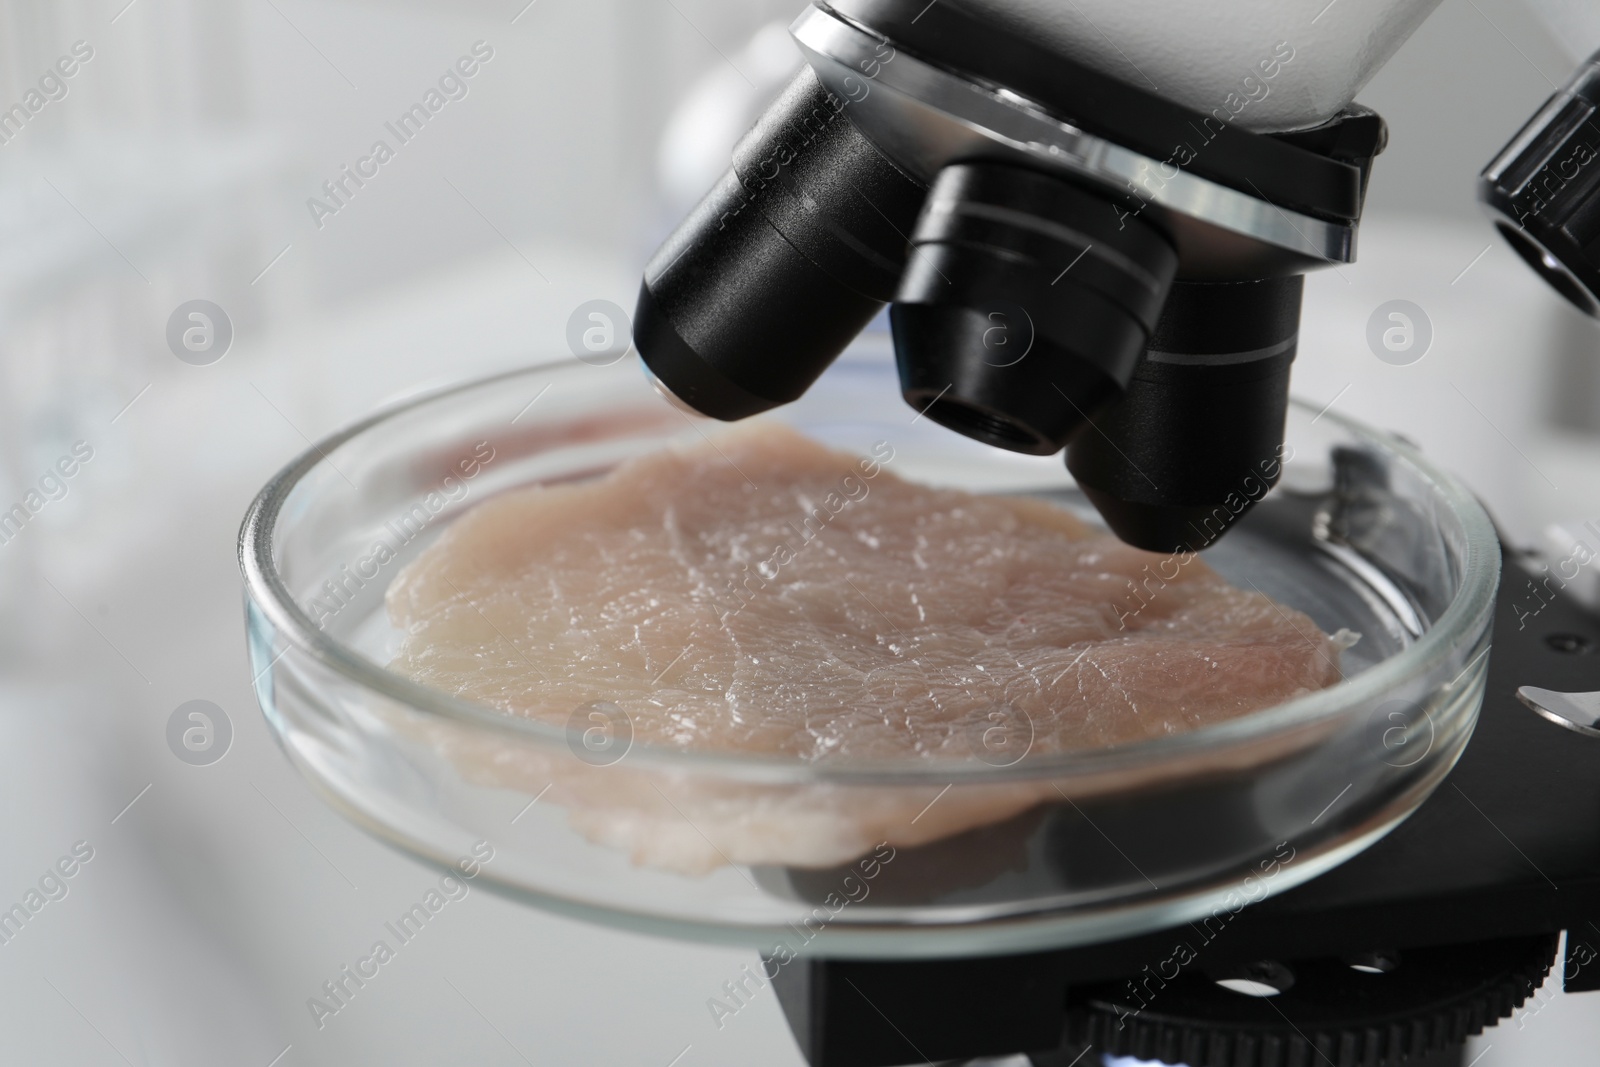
(1058, 934), (1556, 1067)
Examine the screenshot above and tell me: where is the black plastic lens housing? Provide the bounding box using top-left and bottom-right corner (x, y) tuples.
(1479, 48), (1600, 318)
(632, 4), (1393, 556)
(1066, 276), (1304, 553)
(633, 68), (926, 420)
(891, 162), (1179, 455)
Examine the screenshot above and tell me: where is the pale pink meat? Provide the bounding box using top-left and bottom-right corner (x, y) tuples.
(385, 422), (1345, 873)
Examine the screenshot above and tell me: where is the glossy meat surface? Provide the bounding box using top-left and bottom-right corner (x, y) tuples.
(385, 423), (1345, 872)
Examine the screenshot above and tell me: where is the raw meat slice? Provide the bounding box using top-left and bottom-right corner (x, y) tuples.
(385, 422), (1346, 873)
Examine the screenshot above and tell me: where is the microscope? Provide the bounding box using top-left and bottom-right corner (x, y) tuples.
(635, 0), (1407, 552)
(634, 2), (1600, 1063)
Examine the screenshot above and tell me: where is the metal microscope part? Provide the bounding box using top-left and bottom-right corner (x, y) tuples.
(1480, 47), (1600, 317)
(777, 933), (1558, 1067)
(1059, 934), (1556, 1067)
(1517, 686), (1600, 737)
(635, 66), (926, 421)
(792, 3), (1358, 277)
(1066, 276), (1302, 552)
(891, 160), (1180, 454)
(634, 0), (1387, 550)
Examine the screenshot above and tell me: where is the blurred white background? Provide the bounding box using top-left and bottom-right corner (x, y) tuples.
(0, 0), (1595, 1064)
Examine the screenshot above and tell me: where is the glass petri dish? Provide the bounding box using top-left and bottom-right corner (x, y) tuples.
(238, 347), (1499, 959)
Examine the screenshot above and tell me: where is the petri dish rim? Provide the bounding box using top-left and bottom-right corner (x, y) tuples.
(237, 356), (1501, 787)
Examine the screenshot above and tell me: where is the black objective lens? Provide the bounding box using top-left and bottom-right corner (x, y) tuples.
(1479, 48), (1600, 318)
(1066, 276), (1304, 553)
(891, 162), (1178, 455)
(633, 68), (926, 420)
